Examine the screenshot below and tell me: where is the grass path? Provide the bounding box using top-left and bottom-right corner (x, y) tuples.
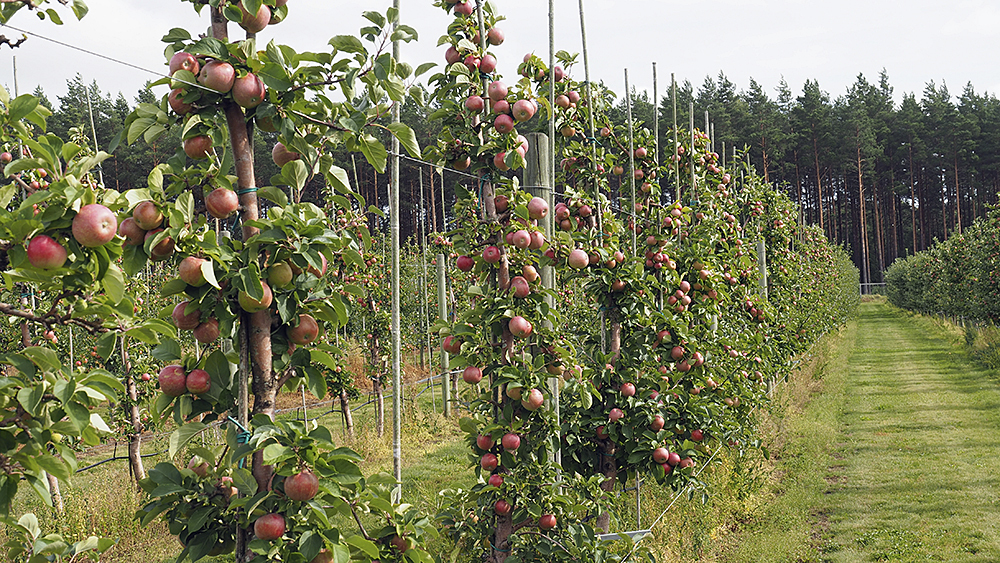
(724, 301), (1000, 562)
(821, 302), (1000, 561)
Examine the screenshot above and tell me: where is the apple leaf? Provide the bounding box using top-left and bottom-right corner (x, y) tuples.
(329, 35), (366, 55)
(201, 260), (220, 290)
(102, 264), (125, 304)
(358, 134), (387, 173)
(168, 422), (207, 459)
(152, 340), (182, 364)
(70, 0), (88, 20)
(161, 28), (191, 42)
(44, 9), (62, 25)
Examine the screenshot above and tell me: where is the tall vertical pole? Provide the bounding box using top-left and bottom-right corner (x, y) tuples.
(672, 74), (679, 202)
(420, 170), (433, 410)
(653, 63), (659, 167)
(624, 69), (636, 252)
(548, 0), (556, 223)
(577, 0), (601, 230)
(525, 133), (558, 466)
(690, 102), (696, 202)
(389, 0), (403, 503)
(437, 256), (450, 416)
(84, 80), (105, 186)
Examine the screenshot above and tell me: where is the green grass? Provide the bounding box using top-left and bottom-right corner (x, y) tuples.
(714, 301), (1000, 562)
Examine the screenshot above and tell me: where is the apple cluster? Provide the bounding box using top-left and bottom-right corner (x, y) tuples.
(25, 203), (118, 270)
(158, 364), (211, 397)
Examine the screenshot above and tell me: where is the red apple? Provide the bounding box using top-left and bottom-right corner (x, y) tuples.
(464, 95), (485, 112)
(442, 335), (462, 354)
(183, 135), (213, 160)
(568, 249), (589, 270)
(206, 187), (239, 218)
(186, 369), (211, 395)
(482, 245), (501, 263)
(620, 382), (636, 397)
(488, 473), (503, 487)
(239, 282), (273, 312)
(462, 366), (483, 384)
(198, 60), (236, 93)
(146, 229), (175, 261)
(679, 457), (694, 469)
(509, 316), (532, 338)
(493, 99), (510, 114)
(132, 200), (162, 230)
(481, 453), (498, 471)
(511, 99), (536, 122)
(690, 429), (704, 442)
(478, 54), (497, 74)
(169, 51), (200, 75)
(521, 388), (543, 410)
(158, 365), (187, 397)
(671, 346), (685, 361)
(179, 256), (208, 287)
(501, 433), (520, 452)
(649, 414), (665, 432)
(510, 276), (530, 298)
(454, 1), (474, 16)
(233, 73), (266, 108)
(493, 152), (509, 171)
(390, 536), (410, 553)
(527, 197), (548, 220)
(494, 114), (515, 134)
(193, 318), (221, 343)
(254, 513), (285, 541)
(445, 45), (461, 65)
(285, 469), (319, 501)
(476, 434), (494, 451)
(26, 235), (67, 269)
(239, 2), (270, 33)
(287, 314), (319, 345)
(667, 452), (681, 466)
(456, 255), (474, 272)
(609, 408), (624, 422)
(539, 514), (557, 530)
(487, 27), (504, 45)
(511, 229), (531, 249)
(272, 142), (300, 167)
(494, 499), (512, 515)
(652, 447), (669, 464)
(72, 204), (117, 247)
(172, 301), (201, 330)
(117, 217), (146, 246)
(168, 88), (193, 115)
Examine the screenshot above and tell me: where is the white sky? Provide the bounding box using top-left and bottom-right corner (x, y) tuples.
(1, 0), (998, 109)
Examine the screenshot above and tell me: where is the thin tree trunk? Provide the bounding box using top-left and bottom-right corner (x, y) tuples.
(813, 134), (824, 235)
(429, 166), (438, 233)
(46, 473), (63, 514)
(340, 389), (355, 440)
(122, 338), (146, 485)
(954, 153), (962, 234)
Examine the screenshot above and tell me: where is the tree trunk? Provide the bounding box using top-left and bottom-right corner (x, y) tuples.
(122, 338), (145, 485)
(954, 153), (962, 234)
(340, 389), (355, 440)
(46, 473), (63, 514)
(812, 134), (824, 234)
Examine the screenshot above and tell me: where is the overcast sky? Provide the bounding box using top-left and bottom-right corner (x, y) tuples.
(1, 0), (998, 110)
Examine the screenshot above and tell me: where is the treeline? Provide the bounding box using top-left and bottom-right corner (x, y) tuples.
(30, 70), (1000, 286)
(615, 70), (999, 284)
